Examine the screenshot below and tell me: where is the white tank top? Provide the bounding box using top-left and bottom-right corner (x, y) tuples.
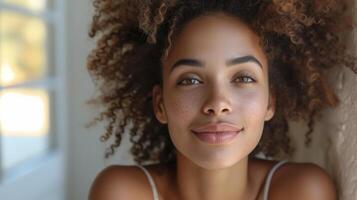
(136, 160), (288, 200)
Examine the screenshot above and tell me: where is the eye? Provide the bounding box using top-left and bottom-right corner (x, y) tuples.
(177, 77), (202, 86)
(233, 74), (256, 84)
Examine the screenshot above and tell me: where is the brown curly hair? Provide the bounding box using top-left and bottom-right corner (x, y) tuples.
(86, 0), (357, 165)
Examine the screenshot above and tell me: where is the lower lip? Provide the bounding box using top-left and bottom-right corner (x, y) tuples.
(192, 131), (240, 144)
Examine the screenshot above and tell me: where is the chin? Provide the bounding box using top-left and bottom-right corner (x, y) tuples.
(191, 153), (248, 170)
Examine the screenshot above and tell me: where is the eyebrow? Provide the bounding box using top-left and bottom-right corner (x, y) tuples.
(170, 55), (263, 74)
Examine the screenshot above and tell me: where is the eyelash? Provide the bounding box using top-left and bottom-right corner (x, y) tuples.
(177, 74), (256, 86)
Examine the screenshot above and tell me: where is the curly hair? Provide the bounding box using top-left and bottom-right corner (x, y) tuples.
(86, 0), (357, 165)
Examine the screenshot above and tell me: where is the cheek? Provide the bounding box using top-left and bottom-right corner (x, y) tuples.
(164, 90), (202, 120)
(231, 89), (269, 155)
(234, 88), (269, 124)
(164, 87), (269, 122)
(163, 90), (204, 148)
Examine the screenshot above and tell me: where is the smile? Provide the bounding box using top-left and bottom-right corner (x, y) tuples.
(191, 131), (240, 144)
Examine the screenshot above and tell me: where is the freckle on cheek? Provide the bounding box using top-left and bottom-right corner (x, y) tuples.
(172, 99), (191, 116)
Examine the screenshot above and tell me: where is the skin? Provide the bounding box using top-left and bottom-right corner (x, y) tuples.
(89, 12), (337, 200)
(153, 13), (274, 200)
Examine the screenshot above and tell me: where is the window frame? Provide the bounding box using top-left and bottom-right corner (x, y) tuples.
(0, 1), (66, 199)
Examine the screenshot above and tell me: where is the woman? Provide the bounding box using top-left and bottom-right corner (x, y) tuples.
(87, 0), (356, 199)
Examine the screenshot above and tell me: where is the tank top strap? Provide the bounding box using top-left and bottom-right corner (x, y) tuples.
(136, 165), (160, 200)
(262, 160), (289, 200)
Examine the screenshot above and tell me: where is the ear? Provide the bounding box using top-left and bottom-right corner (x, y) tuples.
(152, 85), (168, 124)
(264, 93), (276, 121)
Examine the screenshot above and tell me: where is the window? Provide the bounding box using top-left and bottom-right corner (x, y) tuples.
(0, 1), (65, 200)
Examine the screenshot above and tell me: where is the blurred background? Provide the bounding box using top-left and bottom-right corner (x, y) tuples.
(0, 0), (135, 199)
(0, 0), (356, 200)
(0, 0), (67, 199)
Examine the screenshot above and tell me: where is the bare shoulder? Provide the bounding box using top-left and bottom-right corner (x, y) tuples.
(88, 165), (153, 200)
(269, 161), (337, 200)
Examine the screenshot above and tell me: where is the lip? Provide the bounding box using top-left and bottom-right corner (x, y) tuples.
(191, 123), (243, 145)
(191, 123), (242, 133)
(192, 131), (240, 144)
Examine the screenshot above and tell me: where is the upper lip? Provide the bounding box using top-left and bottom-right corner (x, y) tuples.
(191, 123), (243, 133)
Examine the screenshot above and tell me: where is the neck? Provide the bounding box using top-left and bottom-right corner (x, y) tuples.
(173, 152), (253, 200)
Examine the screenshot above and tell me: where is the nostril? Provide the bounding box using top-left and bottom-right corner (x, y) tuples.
(207, 108), (215, 114)
(204, 107), (230, 115)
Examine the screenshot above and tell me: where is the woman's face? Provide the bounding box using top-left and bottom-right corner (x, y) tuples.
(153, 13), (275, 169)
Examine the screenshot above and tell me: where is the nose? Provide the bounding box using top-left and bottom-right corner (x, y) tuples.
(202, 88), (232, 116)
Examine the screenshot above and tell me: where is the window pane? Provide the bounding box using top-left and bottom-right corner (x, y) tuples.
(0, 11), (47, 86)
(2, 0), (47, 11)
(0, 88), (50, 171)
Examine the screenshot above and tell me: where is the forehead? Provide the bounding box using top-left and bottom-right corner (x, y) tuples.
(164, 13), (267, 70)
